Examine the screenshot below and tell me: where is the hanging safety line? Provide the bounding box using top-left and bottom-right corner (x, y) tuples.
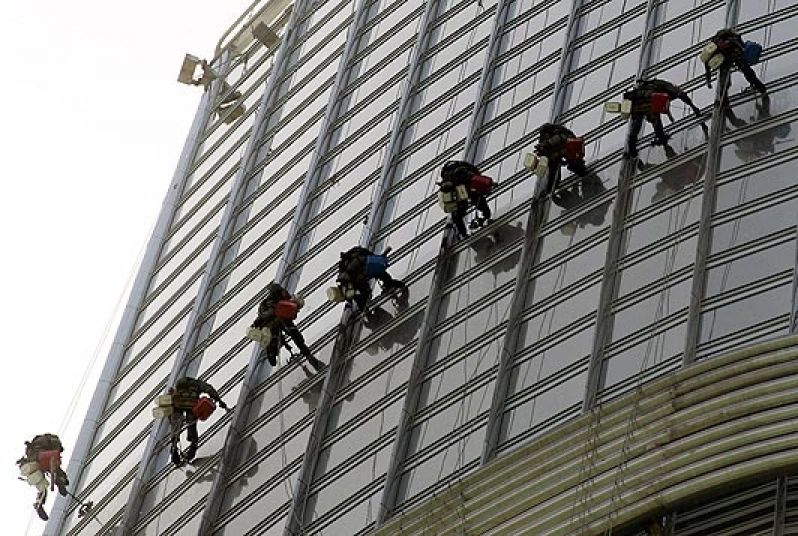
(572, 2), (721, 531)
(407, 1), (486, 271)
(603, 160), (703, 536)
(703, 0), (781, 343)
(413, 241), (521, 532)
(401, 0), (490, 503)
(602, 79), (719, 536)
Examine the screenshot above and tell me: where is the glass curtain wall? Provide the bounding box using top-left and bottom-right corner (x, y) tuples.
(61, 33), (281, 535)
(55, 0), (798, 535)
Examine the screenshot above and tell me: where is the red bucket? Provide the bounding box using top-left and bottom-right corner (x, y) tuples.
(469, 174), (493, 195)
(274, 300), (298, 320)
(650, 92), (670, 114)
(37, 450), (61, 472)
(565, 137), (585, 161)
(192, 397), (216, 421)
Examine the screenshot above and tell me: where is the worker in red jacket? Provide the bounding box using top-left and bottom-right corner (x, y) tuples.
(534, 123), (589, 198)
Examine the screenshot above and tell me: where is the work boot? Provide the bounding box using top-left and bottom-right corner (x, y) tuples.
(756, 94), (771, 115)
(170, 445), (183, 467)
(266, 353), (277, 366)
(183, 443), (197, 462)
(304, 354), (325, 373)
(35, 502), (48, 521)
(56, 480), (68, 496)
(651, 134), (670, 146)
(381, 280), (405, 295)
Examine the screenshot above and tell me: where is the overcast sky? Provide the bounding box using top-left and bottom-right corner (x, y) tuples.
(0, 1), (254, 533)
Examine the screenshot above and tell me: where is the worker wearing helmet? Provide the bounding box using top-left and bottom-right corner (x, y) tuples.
(335, 247), (407, 312)
(251, 282), (323, 372)
(168, 377), (228, 467)
(624, 78), (702, 158)
(16, 433), (69, 520)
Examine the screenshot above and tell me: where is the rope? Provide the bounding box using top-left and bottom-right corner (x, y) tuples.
(502, 4), (553, 206)
(277, 372), (303, 530)
(571, 2), (714, 530)
(402, 0), (486, 492)
(53, 227), (147, 439)
(56, 239), (141, 438)
(407, 0), (485, 271)
(410, 240), (520, 532)
(703, 0), (781, 341)
(361, 2), (439, 261)
(23, 231), (148, 535)
(153, 467), (171, 535)
(601, 89), (715, 536)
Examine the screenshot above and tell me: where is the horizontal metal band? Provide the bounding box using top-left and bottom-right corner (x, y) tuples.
(375, 334), (798, 535)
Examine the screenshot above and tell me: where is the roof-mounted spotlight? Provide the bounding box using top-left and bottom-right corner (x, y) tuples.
(217, 82), (246, 125)
(252, 22), (280, 49)
(177, 54), (217, 87)
(219, 101), (246, 124)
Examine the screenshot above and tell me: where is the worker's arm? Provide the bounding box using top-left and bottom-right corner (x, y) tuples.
(677, 91), (702, 118)
(198, 380), (227, 409)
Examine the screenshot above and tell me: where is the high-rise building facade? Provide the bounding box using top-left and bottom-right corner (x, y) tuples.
(46, 0), (798, 534)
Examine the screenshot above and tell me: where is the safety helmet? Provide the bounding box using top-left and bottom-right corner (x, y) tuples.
(539, 122), (556, 135)
(441, 160), (460, 178)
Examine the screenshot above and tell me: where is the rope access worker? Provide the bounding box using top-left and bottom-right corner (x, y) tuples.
(623, 78), (702, 158)
(250, 282), (324, 372)
(330, 246), (407, 312)
(703, 28), (767, 96)
(534, 123), (589, 197)
(437, 160), (494, 238)
(168, 377), (228, 467)
(16, 433), (69, 520)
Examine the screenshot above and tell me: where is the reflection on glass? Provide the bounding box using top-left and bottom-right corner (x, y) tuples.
(700, 282), (792, 345)
(292, 365), (324, 410)
(725, 99), (793, 161)
(637, 141), (707, 204)
(552, 172), (612, 234)
(362, 306), (421, 355)
(469, 220), (525, 272)
(602, 322), (685, 398)
(499, 370), (586, 451)
(219, 436), (260, 506)
(705, 241), (795, 299)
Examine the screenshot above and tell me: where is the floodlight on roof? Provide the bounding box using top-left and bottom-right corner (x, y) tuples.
(177, 54), (218, 87)
(177, 54), (201, 85)
(252, 22), (280, 49)
(221, 104), (246, 124)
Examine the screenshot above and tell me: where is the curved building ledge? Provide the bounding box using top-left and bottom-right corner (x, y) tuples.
(375, 334), (798, 535)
